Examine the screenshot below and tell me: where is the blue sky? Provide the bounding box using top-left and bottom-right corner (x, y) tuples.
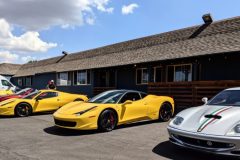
(0, 0), (239, 63)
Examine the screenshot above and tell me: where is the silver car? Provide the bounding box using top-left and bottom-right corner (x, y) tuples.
(168, 87), (240, 156)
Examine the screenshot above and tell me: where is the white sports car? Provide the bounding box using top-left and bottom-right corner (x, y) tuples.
(168, 87), (240, 156)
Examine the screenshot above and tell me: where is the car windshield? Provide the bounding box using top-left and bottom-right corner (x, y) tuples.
(208, 90), (240, 106)
(16, 88), (32, 95)
(23, 90), (40, 99)
(89, 91), (126, 104)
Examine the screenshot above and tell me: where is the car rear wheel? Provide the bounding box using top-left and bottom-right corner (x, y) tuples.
(15, 103), (32, 117)
(159, 102), (173, 122)
(98, 110), (117, 132)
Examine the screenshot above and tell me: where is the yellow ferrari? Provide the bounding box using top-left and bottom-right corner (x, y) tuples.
(0, 90), (88, 117)
(0, 90), (14, 96)
(53, 90), (174, 132)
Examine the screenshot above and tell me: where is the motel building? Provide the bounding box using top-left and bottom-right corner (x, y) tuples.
(3, 15), (240, 110)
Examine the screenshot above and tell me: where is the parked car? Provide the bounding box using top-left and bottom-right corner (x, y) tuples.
(0, 89), (14, 96)
(0, 75), (16, 92)
(0, 90), (88, 117)
(53, 90), (174, 132)
(0, 88), (36, 102)
(168, 87), (240, 156)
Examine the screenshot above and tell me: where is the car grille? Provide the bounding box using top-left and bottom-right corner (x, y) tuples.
(173, 134), (234, 149)
(54, 119), (77, 127)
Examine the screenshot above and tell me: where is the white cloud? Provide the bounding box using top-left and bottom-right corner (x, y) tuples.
(0, 51), (19, 63)
(122, 3), (139, 15)
(0, 19), (57, 53)
(0, 0), (114, 30)
(86, 17), (95, 25)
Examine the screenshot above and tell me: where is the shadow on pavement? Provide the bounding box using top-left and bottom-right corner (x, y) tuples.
(0, 111), (54, 119)
(43, 126), (99, 136)
(152, 141), (238, 160)
(44, 120), (164, 136)
(116, 120), (161, 129)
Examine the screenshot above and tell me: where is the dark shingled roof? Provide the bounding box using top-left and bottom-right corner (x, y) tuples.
(0, 63), (21, 76)
(14, 16), (240, 77)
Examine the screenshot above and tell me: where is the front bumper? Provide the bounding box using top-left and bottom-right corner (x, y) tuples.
(53, 113), (98, 130)
(168, 126), (240, 156)
(0, 106), (14, 116)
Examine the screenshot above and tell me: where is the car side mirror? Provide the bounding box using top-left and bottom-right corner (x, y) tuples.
(202, 97), (208, 104)
(36, 97), (43, 101)
(123, 100), (132, 105)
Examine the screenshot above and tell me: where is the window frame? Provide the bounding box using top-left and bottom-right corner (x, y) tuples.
(17, 78), (23, 87)
(167, 63), (192, 82)
(73, 70), (91, 86)
(57, 72), (71, 86)
(25, 77), (32, 86)
(136, 68), (149, 85)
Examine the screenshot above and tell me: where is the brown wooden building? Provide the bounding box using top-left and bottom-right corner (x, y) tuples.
(11, 16), (240, 109)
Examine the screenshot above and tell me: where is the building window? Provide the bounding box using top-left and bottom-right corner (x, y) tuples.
(136, 68), (149, 84)
(154, 67), (163, 83)
(73, 70), (91, 85)
(18, 78), (23, 86)
(167, 64), (192, 82)
(57, 72), (71, 86)
(25, 77), (32, 86)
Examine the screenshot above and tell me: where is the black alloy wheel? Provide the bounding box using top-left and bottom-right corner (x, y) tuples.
(98, 110), (117, 132)
(15, 103), (32, 117)
(159, 102), (173, 122)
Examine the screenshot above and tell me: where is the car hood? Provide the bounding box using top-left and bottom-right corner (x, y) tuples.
(0, 98), (17, 106)
(171, 105), (240, 136)
(56, 102), (99, 115)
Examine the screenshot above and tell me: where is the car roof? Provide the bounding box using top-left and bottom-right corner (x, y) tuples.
(106, 89), (147, 94)
(225, 87), (240, 91)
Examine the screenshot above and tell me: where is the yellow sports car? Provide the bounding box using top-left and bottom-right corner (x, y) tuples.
(53, 90), (174, 132)
(0, 90), (14, 96)
(0, 90), (88, 117)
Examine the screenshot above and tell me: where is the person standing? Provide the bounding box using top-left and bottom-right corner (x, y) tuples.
(46, 80), (56, 90)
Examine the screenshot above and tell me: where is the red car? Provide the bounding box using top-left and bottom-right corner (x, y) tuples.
(0, 88), (35, 102)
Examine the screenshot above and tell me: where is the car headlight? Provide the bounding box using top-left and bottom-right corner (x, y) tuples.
(226, 124), (240, 136)
(234, 124), (240, 133)
(173, 116), (184, 125)
(74, 106), (97, 116)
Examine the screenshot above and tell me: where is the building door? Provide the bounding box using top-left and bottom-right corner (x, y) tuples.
(94, 69), (116, 87)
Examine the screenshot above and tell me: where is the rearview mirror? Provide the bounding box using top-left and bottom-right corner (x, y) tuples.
(202, 97), (208, 104)
(123, 100), (132, 105)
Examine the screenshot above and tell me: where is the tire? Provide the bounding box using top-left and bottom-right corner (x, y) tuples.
(98, 110), (118, 132)
(159, 102), (173, 122)
(15, 103), (32, 117)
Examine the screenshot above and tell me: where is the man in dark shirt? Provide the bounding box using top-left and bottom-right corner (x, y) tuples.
(46, 80), (56, 90)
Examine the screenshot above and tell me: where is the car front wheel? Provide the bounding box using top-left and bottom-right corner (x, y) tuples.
(98, 110), (117, 132)
(15, 103), (32, 117)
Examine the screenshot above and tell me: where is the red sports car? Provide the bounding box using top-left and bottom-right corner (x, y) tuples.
(0, 88), (36, 102)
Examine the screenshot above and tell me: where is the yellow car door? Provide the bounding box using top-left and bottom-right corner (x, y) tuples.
(33, 91), (60, 112)
(119, 92), (148, 123)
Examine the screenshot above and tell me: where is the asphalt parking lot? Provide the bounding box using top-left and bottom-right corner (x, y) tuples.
(0, 113), (238, 160)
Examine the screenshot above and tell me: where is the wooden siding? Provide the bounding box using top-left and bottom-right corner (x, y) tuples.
(148, 81), (240, 109)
